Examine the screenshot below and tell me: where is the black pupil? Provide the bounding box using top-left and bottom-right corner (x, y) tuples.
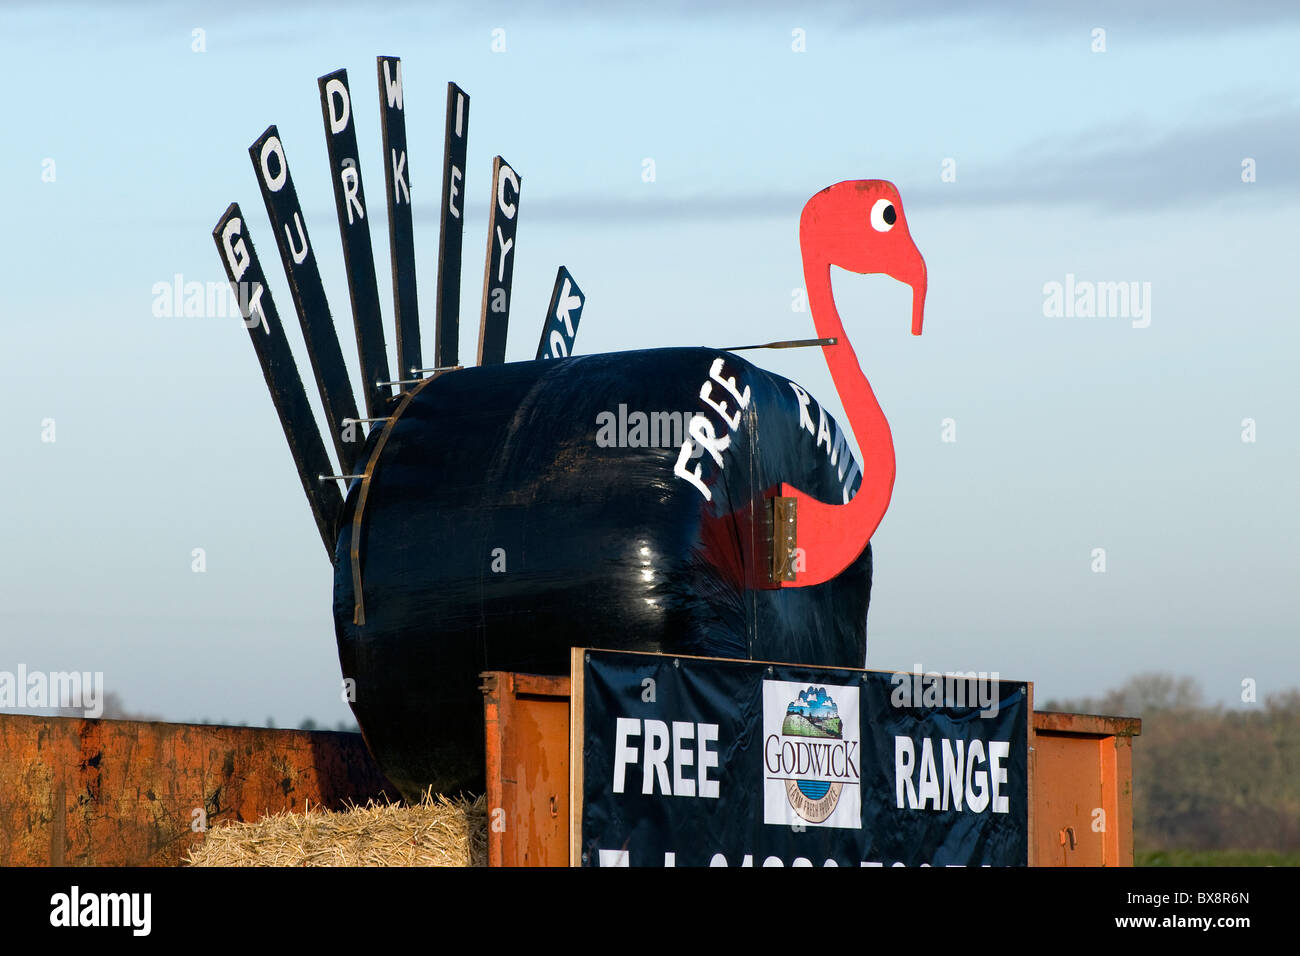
(882, 204), (896, 225)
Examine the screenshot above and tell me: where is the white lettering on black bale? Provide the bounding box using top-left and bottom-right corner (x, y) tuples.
(894, 736), (1010, 814)
(612, 717), (721, 798)
(674, 357), (751, 500)
(786, 381), (859, 503)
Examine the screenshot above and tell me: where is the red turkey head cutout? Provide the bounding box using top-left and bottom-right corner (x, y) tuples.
(800, 180), (927, 335)
(776, 179), (927, 590)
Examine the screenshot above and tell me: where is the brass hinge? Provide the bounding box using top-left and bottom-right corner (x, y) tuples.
(771, 495), (797, 583)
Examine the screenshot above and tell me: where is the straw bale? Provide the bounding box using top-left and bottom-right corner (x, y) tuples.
(185, 790), (487, 867)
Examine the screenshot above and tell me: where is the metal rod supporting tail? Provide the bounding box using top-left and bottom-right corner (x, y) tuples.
(536, 266), (586, 360)
(434, 82), (469, 369)
(319, 68), (393, 418)
(477, 155), (521, 365)
(376, 56), (421, 390)
(248, 125), (364, 473)
(212, 203), (342, 558)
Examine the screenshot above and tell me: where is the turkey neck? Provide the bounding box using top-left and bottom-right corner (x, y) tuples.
(793, 255), (897, 574)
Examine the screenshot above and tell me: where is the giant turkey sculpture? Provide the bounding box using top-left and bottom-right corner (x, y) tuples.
(212, 59), (926, 797)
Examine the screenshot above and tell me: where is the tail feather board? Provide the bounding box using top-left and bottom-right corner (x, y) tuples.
(376, 56), (421, 386)
(476, 156), (520, 365)
(248, 126), (363, 473)
(319, 68), (393, 418)
(536, 266), (585, 360)
(434, 83), (469, 369)
(211, 203), (343, 557)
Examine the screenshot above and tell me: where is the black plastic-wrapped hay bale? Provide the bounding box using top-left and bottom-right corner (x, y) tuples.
(332, 347), (872, 798)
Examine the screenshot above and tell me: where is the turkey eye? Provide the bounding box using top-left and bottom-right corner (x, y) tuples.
(870, 198), (896, 231)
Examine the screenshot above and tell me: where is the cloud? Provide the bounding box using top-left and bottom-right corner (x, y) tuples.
(412, 192), (808, 227)
(830, 0), (1300, 34)
(413, 105), (1299, 226)
(26, 0), (1300, 36)
(908, 104), (1300, 211)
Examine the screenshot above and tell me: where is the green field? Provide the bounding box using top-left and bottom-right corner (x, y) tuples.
(781, 713), (842, 738)
(1137, 849), (1300, 867)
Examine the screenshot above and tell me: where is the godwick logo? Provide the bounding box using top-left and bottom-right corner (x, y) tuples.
(0, 666), (103, 718)
(762, 681), (861, 829)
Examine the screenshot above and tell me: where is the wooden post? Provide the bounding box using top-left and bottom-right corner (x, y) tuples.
(536, 266), (585, 360)
(248, 126), (363, 473)
(569, 647), (586, 867)
(434, 83), (469, 368)
(319, 68), (392, 418)
(477, 156), (521, 365)
(377, 56), (421, 386)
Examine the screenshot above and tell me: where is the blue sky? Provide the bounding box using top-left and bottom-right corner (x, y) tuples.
(1, 2), (1297, 725)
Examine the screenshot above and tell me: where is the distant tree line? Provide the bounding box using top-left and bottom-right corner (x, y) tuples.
(1045, 673), (1300, 852)
(83, 695), (361, 734)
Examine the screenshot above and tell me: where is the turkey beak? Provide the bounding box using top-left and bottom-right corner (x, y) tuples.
(909, 254), (927, 336)
(887, 240), (927, 336)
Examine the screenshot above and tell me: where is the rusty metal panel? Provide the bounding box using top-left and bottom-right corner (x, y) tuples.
(1034, 734), (1105, 865)
(478, 674), (1141, 868)
(481, 671), (570, 866)
(0, 714), (395, 866)
(1032, 710), (1140, 867)
(1035, 711), (1140, 738)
